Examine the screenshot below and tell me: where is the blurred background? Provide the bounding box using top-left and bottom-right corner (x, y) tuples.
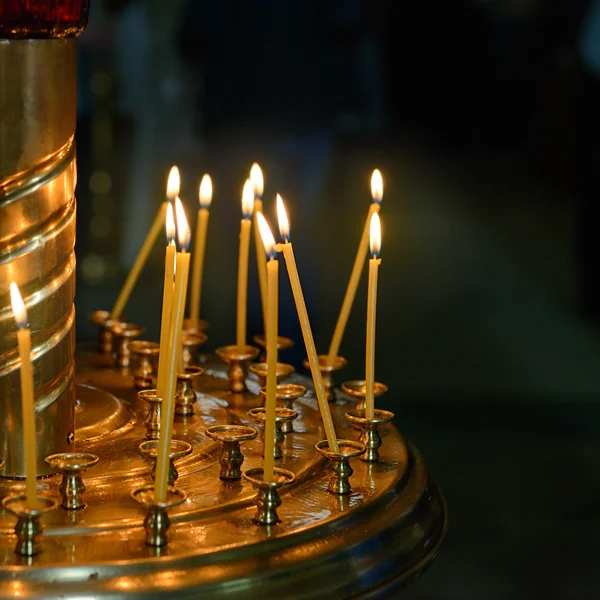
(74, 0), (600, 597)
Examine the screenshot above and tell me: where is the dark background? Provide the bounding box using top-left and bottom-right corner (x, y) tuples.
(74, 1), (600, 597)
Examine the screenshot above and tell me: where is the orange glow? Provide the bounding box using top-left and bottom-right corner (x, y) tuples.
(250, 163), (264, 197)
(10, 282), (27, 329)
(174, 197), (191, 250)
(371, 169), (383, 203)
(199, 174), (212, 209)
(166, 166), (180, 202)
(370, 212), (381, 257)
(242, 179), (254, 219)
(276, 194), (290, 241)
(166, 202), (176, 243)
(257, 212), (277, 258)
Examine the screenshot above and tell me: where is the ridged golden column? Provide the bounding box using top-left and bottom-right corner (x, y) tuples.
(0, 39), (77, 477)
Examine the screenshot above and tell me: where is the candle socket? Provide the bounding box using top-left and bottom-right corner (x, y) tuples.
(109, 322), (146, 368)
(259, 384), (306, 433)
(45, 453), (99, 510)
(303, 355), (347, 403)
(205, 425), (257, 481)
(341, 380), (388, 413)
(344, 409), (394, 462)
(242, 467), (296, 526)
(249, 407), (297, 459)
(215, 345), (259, 393)
(2, 495), (58, 556)
(89, 310), (115, 355)
(181, 330), (208, 369)
(175, 366), (203, 416)
(138, 390), (163, 441)
(252, 334), (294, 363)
(130, 484), (187, 547)
(129, 341), (160, 390)
(249, 362), (295, 390)
(139, 440), (192, 486)
(315, 439), (366, 495)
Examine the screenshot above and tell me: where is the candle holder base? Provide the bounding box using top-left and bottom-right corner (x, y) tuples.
(242, 467), (296, 525)
(304, 355), (347, 403)
(249, 362), (295, 391)
(249, 407), (298, 459)
(45, 453), (99, 510)
(89, 310), (115, 355)
(205, 425), (257, 480)
(315, 439), (366, 495)
(341, 380), (388, 414)
(139, 440), (192, 485)
(109, 321), (146, 368)
(259, 384), (306, 433)
(139, 389), (162, 441)
(181, 330), (208, 369)
(2, 495), (58, 556)
(175, 366), (204, 416)
(345, 409), (394, 462)
(130, 485), (187, 547)
(252, 334), (294, 362)
(129, 341), (160, 390)
(215, 345), (259, 393)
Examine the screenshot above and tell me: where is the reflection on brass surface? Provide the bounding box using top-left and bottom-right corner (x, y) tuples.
(345, 408), (395, 463)
(0, 39), (77, 477)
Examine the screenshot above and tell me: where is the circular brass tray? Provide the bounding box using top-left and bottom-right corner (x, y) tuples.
(0, 350), (446, 598)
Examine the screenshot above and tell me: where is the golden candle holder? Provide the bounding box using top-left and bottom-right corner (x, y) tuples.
(215, 345), (260, 393)
(242, 467), (296, 525)
(259, 384), (306, 433)
(253, 334), (294, 362)
(205, 425), (258, 481)
(183, 317), (210, 333)
(89, 310), (115, 355)
(341, 379), (388, 411)
(109, 322), (146, 368)
(138, 440), (192, 485)
(45, 453), (99, 510)
(2, 495), (58, 557)
(138, 389), (163, 440)
(129, 341), (160, 390)
(315, 439), (366, 495)
(130, 484), (187, 547)
(248, 362), (295, 389)
(303, 355), (347, 403)
(181, 331), (208, 369)
(249, 407), (298, 459)
(345, 408), (395, 462)
(175, 366), (204, 416)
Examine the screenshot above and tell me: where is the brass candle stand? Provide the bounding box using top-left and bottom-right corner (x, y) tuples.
(205, 425), (258, 480)
(345, 408), (395, 462)
(181, 331), (208, 369)
(175, 366), (204, 415)
(248, 361), (295, 389)
(45, 453), (99, 510)
(215, 344), (260, 392)
(129, 341), (160, 390)
(89, 310), (115, 354)
(109, 321), (146, 368)
(253, 334), (294, 362)
(139, 439), (193, 485)
(304, 355), (347, 402)
(249, 407), (298, 459)
(242, 467), (296, 525)
(315, 439), (366, 495)
(139, 389), (163, 440)
(341, 379), (388, 411)
(259, 383), (306, 433)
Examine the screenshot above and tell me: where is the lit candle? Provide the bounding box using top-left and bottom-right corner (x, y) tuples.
(251, 163), (268, 334)
(189, 174), (212, 331)
(365, 212), (382, 420)
(111, 166), (180, 320)
(154, 198), (191, 502)
(9, 283), (38, 508)
(275, 195), (339, 452)
(155, 203), (176, 401)
(327, 169), (383, 365)
(237, 179), (254, 350)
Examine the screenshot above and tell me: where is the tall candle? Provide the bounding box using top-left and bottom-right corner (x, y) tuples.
(327, 169), (383, 365)
(275, 195), (339, 452)
(256, 212), (278, 481)
(189, 174), (212, 331)
(154, 199), (191, 502)
(251, 163), (268, 334)
(111, 166), (180, 320)
(156, 203), (176, 400)
(9, 283), (38, 508)
(365, 212), (382, 420)
(237, 179), (254, 350)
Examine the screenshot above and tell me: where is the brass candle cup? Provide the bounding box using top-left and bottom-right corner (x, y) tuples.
(89, 309), (115, 355)
(252, 334), (294, 362)
(248, 407), (298, 459)
(341, 380), (388, 411)
(129, 341), (160, 390)
(303, 355), (347, 403)
(183, 317), (210, 333)
(259, 384), (306, 433)
(138, 439), (192, 485)
(249, 362), (295, 389)
(175, 366), (204, 416)
(344, 409), (395, 462)
(109, 321), (146, 368)
(215, 345), (260, 393)
(2, 495), (58, 556)
(205, 425), (258, 481)
(181, 330), (208, 369)
(138, 389), (162, 441)
(242, 467), (296, 526)
(130, 484), (187, 547)
(315, 439), (366, 495)
(45, 453), (99, 510)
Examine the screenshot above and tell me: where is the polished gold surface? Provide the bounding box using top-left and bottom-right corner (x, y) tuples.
(0, 39), (77, 477)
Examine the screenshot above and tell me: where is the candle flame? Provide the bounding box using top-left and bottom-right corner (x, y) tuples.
(256, 212), (277, 259)
(276, 193), (290, 241)
(370, 212), (381, 257)
(167, 166), (180, 202)
(250, 163), (264, 198)
(371, 169), (383, 204)
(175, 197), (191, 251)
(9, 282), (27, 329)
(199, 174), (212, 209)
(166, 202), (176, 243)
(242, 179), (254, 219)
